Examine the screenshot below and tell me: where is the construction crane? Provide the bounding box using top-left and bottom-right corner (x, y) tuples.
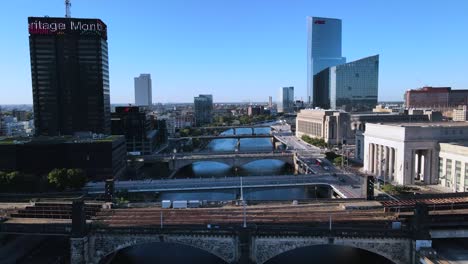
(65, 0), (71, 18)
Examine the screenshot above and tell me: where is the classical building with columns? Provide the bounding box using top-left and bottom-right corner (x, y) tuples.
(296, 109), (351, 145)
(438, 142), (468, 192)
(363, 122), (468, 189)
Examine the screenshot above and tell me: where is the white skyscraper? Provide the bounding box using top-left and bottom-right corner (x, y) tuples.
(307, 17), (346, 105)
(134, 74), (152, 106)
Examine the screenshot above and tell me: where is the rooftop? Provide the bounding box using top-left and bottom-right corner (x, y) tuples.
(370, 121), (468, 128)
(0, 135), (124, 145)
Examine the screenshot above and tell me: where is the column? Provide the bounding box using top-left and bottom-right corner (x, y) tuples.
(383, 146), (389, 181)
(374, 144), (379, 175)
(389, 148), (395, 182)
(375, 144), (382, 176)
(367, 143), (374, 173)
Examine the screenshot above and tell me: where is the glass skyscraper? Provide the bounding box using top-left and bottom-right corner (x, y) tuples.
(307, 17), (346, 105)
(28, 17), (110, 136)
(194, 94), (213, 126)
(278, 87), (294, 113)
(314, 55), (379, 111)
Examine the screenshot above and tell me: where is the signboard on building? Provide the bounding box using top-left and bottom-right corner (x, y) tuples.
(28, 17), (107, 40)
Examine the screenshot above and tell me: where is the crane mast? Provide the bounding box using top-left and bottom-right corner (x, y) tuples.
(65, 0), (71, 18)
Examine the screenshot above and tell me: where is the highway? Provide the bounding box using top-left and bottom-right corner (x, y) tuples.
(84, 174), (363, 198)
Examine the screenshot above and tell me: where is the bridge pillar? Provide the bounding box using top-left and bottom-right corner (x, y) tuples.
(238, 230), (254, 264)
(70, 236), (90, 264)
(70, 200), (90, 264)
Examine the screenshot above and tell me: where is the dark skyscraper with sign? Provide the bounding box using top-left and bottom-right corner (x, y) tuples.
(28, 17), (110, 136)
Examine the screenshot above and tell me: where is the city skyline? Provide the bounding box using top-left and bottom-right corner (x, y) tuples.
(1, 0), (468, 104)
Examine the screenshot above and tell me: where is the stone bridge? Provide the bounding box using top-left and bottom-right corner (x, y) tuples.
(163, 152), (296, 171)
(71, 229), (412, 264)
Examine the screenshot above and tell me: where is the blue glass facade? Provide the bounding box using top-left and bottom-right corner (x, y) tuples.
(307, 17), (346, 104)
(314, 55), (379, 111)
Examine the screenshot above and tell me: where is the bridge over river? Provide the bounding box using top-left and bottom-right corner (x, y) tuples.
(83, 174), (364, 198)
(2, 196), (468, 264)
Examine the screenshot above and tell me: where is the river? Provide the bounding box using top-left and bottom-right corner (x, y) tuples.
(110, 127), (390, 263)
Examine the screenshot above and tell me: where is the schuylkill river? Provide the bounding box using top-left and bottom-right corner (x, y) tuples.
(110, 127), (393, 264)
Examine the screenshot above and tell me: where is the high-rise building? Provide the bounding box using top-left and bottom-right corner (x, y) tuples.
(314, 55), (379, 111)
(278, 87), (294, 113)
(134, 74), (152, 106)
(307, 17), (346, 105)
(28, 17), (110, 136)
(111, 106), (161, 155)
(194, 94), (213, 126)
(268, 96), (273, 109)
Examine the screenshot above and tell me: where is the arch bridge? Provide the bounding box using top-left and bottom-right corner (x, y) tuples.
(71, 228), (412, 264)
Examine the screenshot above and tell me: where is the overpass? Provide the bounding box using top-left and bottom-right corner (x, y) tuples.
(83, 174), (364, 198)
(140, 151), (295, 171)
(2, 197), (468, 263)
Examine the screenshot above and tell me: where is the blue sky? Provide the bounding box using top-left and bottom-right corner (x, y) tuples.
(0, 0), (467, 104)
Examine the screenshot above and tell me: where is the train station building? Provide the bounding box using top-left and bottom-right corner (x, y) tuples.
(363, 122), (468, 192)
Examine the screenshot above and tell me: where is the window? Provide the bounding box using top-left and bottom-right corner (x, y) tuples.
(465, 163), (468, 186)
(439, 158), (444, 179)
(446, 159), (452, 186)
(455, 161), (461, 185)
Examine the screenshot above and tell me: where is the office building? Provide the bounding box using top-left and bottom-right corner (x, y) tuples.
(28, 17), (110, 136)
(363, 122), (468, 191)
(307, 17), (346, 104)
(278, 87), (294, 113)
(453, 106), (468, 121)
(296, 109), (350, 145)
(314, 55), (379, 111)
(134, 74), (152, 106)
(0, 135), (126, 180)
(268, 96), (273, 109)
(194, 94), (213, 126)
(111, 106), (162, 155)
(248, 106), (264, 116)
(405, 87), (468, 109)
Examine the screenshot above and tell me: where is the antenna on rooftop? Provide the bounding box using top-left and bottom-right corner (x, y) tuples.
(65, 0), (71, 18)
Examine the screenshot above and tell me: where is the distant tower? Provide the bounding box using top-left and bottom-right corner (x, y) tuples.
(65, 0), (71, 18)
(268, 96), (273, 109)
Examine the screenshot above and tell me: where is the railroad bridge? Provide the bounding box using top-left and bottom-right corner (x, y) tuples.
(71, 228), (412, 264)
(3, 194), (468, 264)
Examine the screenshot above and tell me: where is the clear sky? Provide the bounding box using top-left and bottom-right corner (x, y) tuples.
(0, 0), (467, 104)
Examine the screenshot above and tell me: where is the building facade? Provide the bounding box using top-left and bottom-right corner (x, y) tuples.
(405, 87), (468, 108)
(0, 135), (126, 180)
(134, 74), (152, 106)
(296, 109), (350, 145)
(307, 17), (346, 104)
(278, 87), (294, 113)
(194, 94), (213, 126)
(453, 106), (468, 121)
(111, 106), (160, 155)
(363, 122), (468, 189)
(28, 17), (110, 136)
(438, 142), (468, 192)
(314, 55), (379, 111)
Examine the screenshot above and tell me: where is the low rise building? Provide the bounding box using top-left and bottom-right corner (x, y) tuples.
(363, 122), (468, 191)
(248, 106), (264, 116)
(0, 135), (127, 180)
(453, 106), (468, 121)
(296, 109), (351, 145)
(438, 142), (468, 192)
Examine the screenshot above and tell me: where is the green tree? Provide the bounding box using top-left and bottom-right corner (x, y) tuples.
(48, 168), (68, 190)
(333, 156), (345, 167)
(66, 169), (87, 189)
